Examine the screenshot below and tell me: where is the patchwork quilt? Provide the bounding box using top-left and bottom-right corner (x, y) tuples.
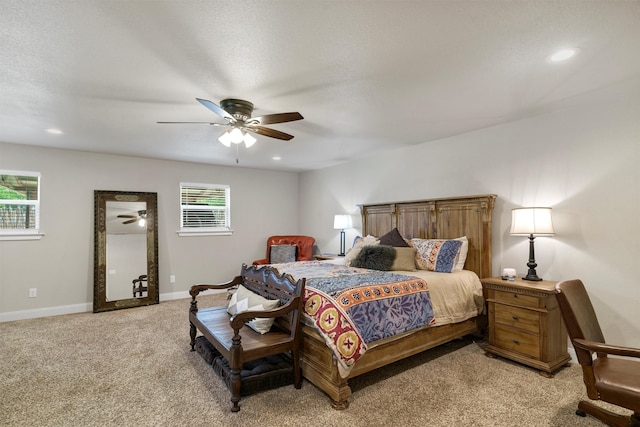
(272, 261), (434, 377)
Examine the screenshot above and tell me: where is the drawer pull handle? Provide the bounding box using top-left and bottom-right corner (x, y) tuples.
(512, 315), (519, 320)
(513, 294), (518, 298)
(513, 339), (519, 345)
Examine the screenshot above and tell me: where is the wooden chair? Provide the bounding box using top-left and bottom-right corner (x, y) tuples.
(555, 279), (640, 426)
(252, 235), (315, 265)
(132, 274), (147, 297)
(189, 264), (306, 412)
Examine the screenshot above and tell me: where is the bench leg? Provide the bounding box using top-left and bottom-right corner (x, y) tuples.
(293, 348), (302, 389)
(189, 322), (196, 351)
(230, 337), (242, 412)
(230, 365), (241, 412)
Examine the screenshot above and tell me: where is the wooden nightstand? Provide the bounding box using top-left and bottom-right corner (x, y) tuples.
(481, 276), (571, 377)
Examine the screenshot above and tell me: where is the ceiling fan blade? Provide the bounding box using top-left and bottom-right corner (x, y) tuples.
(250, 112), (303, 125)
(157, 121), (226, 126)
(118, 215), (136, 218)
(247, 126), (294, 141)
(122, 219), (137, 224)
(196, 98), (235, 122)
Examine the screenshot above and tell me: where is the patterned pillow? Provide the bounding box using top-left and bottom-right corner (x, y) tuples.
(227, 284), (280, 334)
(410, 238), (464, 273)
(269, 244), (297, 264)
(452, 236), (468, 272)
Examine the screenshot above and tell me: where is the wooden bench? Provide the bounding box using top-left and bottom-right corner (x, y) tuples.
(189, 264), (306, 412)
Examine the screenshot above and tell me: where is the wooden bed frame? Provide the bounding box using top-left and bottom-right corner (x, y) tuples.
(300, 194), (497, 409)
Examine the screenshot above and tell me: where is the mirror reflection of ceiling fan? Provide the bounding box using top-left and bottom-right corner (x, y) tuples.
(158, 98), (303, 147)
(117, 210), (147, 225)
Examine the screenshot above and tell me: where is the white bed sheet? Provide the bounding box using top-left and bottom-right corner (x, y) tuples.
(395, 269), (484, 325)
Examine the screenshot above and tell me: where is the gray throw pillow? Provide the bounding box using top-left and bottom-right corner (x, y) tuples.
(269, 244), (297, 264)
(351, 245), (396, 271)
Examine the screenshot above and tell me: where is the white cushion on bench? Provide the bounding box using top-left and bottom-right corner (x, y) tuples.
(227, 285), (280, 334)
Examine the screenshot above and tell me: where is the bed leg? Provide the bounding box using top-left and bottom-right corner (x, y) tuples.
(330, 396), (350, 410)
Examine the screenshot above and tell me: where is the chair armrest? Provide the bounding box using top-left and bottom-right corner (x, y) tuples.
(252, 258), (269, 266)
(573, 338), (640, 358)
(229, 296), (301, 331)
(189, 275), (243, 298)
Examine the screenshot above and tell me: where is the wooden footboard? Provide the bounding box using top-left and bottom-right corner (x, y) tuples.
(300, 317), (482, 409)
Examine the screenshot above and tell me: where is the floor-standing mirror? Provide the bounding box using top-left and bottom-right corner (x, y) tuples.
(94, 190), (158, 312)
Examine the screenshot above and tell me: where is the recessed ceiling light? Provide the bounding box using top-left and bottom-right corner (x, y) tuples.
(548, 48), (580, 62)
(46, 128), (63, 135)
(272, 156), (281, 161)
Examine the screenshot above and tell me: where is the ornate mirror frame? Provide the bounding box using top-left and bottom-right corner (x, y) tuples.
(94, 190), (159, 312)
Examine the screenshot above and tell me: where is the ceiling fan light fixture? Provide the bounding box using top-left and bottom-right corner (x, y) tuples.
(229, 127), (244, 144)
(243, 132), (256, 147)
(218, 130), (232, 147)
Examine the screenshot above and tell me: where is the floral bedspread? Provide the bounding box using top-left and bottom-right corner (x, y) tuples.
(272, 261), (434, 377)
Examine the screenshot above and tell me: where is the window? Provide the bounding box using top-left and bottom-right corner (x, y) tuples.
(178, 182), (232, 236)
(0, 171), (43, 240)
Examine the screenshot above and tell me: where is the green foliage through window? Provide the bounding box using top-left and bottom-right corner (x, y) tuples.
(0, 172), (40, 231)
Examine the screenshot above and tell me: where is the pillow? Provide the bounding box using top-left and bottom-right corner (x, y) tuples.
(378, 228), (410, 247)
(410, 238), (464, 273)
(345, 235), (379, 266)
(351, 245), (396, 271)
(269, 244), (297, 264)
(227, 284), (280, 334)
(452, 236), (469, 272)
(390, 247), (417, 271)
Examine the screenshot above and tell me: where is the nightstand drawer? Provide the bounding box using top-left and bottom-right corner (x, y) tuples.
(494, 305), (540, 334)
(494, 289), (539, 308)
(494, 325), (540, 359)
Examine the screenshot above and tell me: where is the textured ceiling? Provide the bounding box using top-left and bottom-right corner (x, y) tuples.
(1, 1), (639, 171)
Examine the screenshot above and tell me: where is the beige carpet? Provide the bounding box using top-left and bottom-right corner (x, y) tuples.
(0, 294), (628, 427)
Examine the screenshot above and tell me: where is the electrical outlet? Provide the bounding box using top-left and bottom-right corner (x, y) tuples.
(29, 288), (37, 298)
(169, 275), (176, 283)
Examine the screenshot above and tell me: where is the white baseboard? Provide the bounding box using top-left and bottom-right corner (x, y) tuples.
(0, 302), (92, 323)
(159, 290), (191, 302)
(0, 290), (225, 323)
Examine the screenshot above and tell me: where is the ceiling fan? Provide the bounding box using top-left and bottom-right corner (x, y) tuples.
(118, 210), (147, 225)
(158, 98), (303, 147)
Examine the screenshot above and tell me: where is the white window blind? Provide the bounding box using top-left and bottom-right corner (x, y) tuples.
(180, 182), (231, 235)
(0, 171), (42, 239)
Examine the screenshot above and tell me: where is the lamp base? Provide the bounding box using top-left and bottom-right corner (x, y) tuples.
(522, 234), (543, 281)
(338, 229), (346, 257)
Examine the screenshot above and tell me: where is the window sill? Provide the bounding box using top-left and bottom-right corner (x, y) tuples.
(0, 232), (45, 241)
(177, 229), (234, 237)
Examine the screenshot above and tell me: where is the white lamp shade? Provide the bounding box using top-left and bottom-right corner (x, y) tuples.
(243, 132), (257, 147)
(510, 207), (555, 236)
(218, 130), (232, 147)
(333, 214), (352, 230)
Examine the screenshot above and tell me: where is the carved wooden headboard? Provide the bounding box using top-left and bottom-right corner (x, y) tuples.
(359, 194), (497, 279)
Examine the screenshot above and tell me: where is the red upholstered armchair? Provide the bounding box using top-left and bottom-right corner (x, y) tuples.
(252, 235), (316, 265)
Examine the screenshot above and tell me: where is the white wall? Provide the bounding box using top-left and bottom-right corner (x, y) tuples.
(300, 78), (640, 347)
(0, 143), (300, 319)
